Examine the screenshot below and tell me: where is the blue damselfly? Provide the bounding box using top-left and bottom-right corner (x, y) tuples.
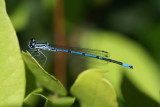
(28, 38), (133, 69)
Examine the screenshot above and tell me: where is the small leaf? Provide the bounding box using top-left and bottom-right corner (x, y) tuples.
(70, 69), (118, 107)
(24, 88), (43, 102)
(23, 88), (43, 107)
(0, 0), (25, 106)
(45, 96), (75, 107)
(22, 51), (67, 96)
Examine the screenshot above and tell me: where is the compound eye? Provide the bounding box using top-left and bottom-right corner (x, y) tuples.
(31, 38), (35, 42)
(28, 38), (36, 49)
(30, 42), (35, 47)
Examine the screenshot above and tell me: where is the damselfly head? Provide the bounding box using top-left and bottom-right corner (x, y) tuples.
(28, 38), (36, 49)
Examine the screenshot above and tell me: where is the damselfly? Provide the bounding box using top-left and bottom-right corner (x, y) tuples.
(28, 38), (133, 69)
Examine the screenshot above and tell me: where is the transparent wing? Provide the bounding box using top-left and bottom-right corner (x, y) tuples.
(49, 43), (110, 58)
(49, 44), (111, 68)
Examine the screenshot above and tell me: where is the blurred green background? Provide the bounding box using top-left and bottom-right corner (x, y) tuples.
(5, 0), (160, 106)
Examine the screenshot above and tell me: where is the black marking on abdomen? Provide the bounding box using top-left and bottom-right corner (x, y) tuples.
(99, 57), (123, 65)
(68, 50), (71, 53)
(82, 53), (85, 56)
(96, 56), (99, 59)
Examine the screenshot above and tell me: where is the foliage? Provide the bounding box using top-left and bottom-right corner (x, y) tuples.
(71, 69), (118, 107)
(0, 0), (25, 106)
(21, 51), (117, 106)
(0, 1), (118, 106)
(22, 51), (67, 96)
(1, 0), (160, 106)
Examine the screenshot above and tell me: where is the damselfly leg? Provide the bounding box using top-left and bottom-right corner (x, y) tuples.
(38, 50), (47, 67)
(29, 49), (47, 67)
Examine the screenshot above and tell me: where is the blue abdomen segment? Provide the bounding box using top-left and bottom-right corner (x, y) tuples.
(56, 49), (68, 52)
(122, 63), (133, 69)
(84, 54), (97, 58)
(55, 48), (133, 69)
(70, 51), (83, 55)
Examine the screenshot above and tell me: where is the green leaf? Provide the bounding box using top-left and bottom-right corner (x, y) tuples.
(0, 0), (25, 106)
(24, 64), (37, 98)
(21, 51), (67, 96)
(79, 30), (160, 103)
(70, 69), (118, 107)
(45, 96), (75, 107)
